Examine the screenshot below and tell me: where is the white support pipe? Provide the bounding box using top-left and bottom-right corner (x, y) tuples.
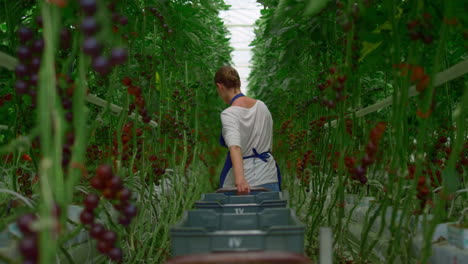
(320, 227), (333, 264)
(85, 94), (158, 128)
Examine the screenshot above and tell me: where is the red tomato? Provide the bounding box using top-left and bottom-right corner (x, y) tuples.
(21, 154), (32, 162)
(410, 66), (425, 82)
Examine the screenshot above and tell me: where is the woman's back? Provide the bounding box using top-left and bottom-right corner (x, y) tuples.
(221, 100), (273, 156)
(221, 100), (277, 187)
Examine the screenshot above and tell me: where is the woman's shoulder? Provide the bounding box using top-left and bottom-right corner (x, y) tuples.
(255, 100), (270, 110)
(222, 99), (267, 114)
(221, 107), (238, 118)
(256, 99), (266, 106)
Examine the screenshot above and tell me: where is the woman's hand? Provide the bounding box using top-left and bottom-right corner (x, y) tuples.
(235, 177), (251, 194)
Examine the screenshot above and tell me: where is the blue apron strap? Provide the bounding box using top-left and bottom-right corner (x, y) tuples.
(219, 134), (227, 148)
(219, 151), (232, 188)
(219, 133), (230, 187)
(230, 93), (245, 105)
(243, 148), (271, 162)
(275, 162), (282, 191)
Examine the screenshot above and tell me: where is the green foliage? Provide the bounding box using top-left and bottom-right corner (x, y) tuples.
(0, 0), (232, 263)
(249, 0), (467, 262)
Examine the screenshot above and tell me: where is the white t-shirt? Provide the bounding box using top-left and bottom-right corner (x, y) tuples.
(221, 100), (278, 187)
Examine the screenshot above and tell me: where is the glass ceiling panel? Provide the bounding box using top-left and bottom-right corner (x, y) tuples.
(219, 0), (262, 93)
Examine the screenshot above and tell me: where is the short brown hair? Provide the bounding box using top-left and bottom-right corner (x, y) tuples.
(214, 66), (241, 89)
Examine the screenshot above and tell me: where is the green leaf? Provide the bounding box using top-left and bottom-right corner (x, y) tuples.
(304, 0), (330, 17)
(360, 41), (382, 62)
(260, 9), (271, 15)
(184, 32), (201, 46)
(360, 32), (383, 43)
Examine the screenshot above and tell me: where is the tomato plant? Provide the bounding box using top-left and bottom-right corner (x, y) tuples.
(0, 0), (466, 263)
(249, 0), (467, 262)
(0, 0), (231, 263)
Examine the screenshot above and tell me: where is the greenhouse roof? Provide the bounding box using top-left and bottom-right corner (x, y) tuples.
(219, 0), (262, 93)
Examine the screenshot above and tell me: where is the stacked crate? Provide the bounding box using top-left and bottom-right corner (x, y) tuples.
(167, 189), (309, 263)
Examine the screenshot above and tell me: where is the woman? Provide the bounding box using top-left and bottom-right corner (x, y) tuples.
(215, 66), (281, 193)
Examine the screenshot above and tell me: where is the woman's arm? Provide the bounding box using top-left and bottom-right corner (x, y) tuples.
(229, 145), (250, 193)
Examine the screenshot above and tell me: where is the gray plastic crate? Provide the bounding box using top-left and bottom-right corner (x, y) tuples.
(195, 192), (286, 214)
(170, 208), (305, 256)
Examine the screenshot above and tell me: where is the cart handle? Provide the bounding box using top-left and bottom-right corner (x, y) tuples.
(215, 187), (270, 194)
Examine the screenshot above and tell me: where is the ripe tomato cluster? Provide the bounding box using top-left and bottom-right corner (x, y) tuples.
(159, 112), (192, 142)
(345, 34), (362, 70)
(458, 142), (468, 174)
(406, 164), (435, 210)
(393, 64), (430, 93)
(296, 150), (318, 185)
(429, 135), (466, 176)
(54, 74), (78, 171)
(316, 67), (348, 109)
(393, 63), (436, 118)
(407, 13), (435, 44)
(335, 1), (360, 33)
(309, 116), (335, 130)
(307, 116), (339, 144)
(56, 74), (77, 123)
(88, 165), (137, 223)
(79, 0), (128, 76)
(279, 119), (293, 135)
(294, 99), (315, 117)
(345, 118), (353, 136)
(85, 126), (117, 163)
(16, 213), (39, 263)
(286, 130), (307, 152)
(14, 23), (44, 104)
(122, 77), (153, 124)
(405, 134), (467, 210)
(107, 1), (129, 35)
(112, 121), (144, 168)
(86, 144), (104, 162)
(345, 122), (387, 184)
(148, 7), (174, 37)
(134, 54), (161, 84)
(172, 83), (197, 115)
(84, 165), (138, 262)
(148, 154), (168, 183)
(15, 205), (62, 263)
(0, 93), (13, 108)
(394, 63), (436, 118)
(163, 103), (197, 171)
(16, 168), (34, 197)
